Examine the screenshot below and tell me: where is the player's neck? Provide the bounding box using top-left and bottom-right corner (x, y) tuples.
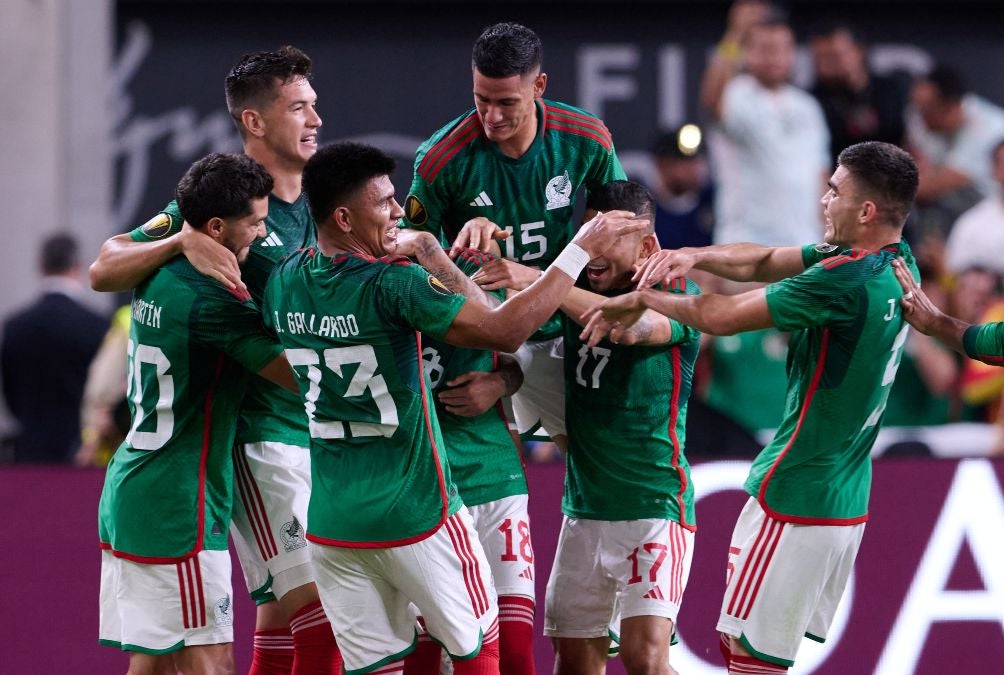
(245, 145), (304, 203)
(495, 110), (539, 159)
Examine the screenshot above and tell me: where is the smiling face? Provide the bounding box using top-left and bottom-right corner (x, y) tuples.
(581, 209), (658, 292)
(257, 76), (322, 169)
(218, 196), (268, 263)
(341, 175), (405, 257)
(821, 165), (866, 246)
(473, 68), (545, 157)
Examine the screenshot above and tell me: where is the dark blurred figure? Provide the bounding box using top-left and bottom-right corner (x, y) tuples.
(809, 23), (909, 164)
(650, 124), (715, 250)
(1, 234), (108, 463)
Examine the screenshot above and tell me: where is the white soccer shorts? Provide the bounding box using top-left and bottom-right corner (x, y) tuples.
(716, 497), (865, 667)
(510, 336), (566, 437)
(311, 507), (499, 674)
(544, 516), (694, 638)
(99, 549), (233, 654)
(468, 494), (535, 600)
(230, 441), (313, 603)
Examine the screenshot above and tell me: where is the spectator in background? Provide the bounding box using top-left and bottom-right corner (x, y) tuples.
(649, 124), (715, 250)
(909, 65), (1004, 233)
(75, 305), (132, 467)
(701, 0), (830, 246)
(944, 139), (1004, 277)
(810, 23), (910, 163)
(1, 233), (108, 463)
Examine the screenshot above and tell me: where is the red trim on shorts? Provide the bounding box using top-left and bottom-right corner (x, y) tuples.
(668, 347), (696, 532)
(192, 554), (207, 627)
(233, 443), (278, 559)
(669, 522), (686, 604)
(741, 521), (785, 620)
(755, 329), (868, 525)
(177, 563), (190, 629)
(446, 512), (491, 616)
(418, 116), (482, 182)
(727, 518), (770, 616)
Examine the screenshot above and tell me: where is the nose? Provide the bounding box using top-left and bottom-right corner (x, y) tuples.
(308, 105), (322, 128)
(256, 223), (267, 238)
(390, 199), (405, 221)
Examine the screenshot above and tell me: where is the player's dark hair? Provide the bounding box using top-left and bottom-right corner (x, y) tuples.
(302, 142), (397, 224)
(225, 45), (313, 137)
(40, 233), (79, 275)
(837, 141), (918, 227)
(585, 180), (656, 233)
(922, 65), (967, 103)
(472, 22), (542, 78)
(808, 21), (864, 45)
(175, 153), (273, 229)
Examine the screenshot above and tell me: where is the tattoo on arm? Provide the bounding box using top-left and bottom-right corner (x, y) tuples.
(418, 240), (500, 308)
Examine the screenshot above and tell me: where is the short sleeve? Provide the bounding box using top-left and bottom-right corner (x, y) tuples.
(662, 278), (702, 346)
(129, 201), (183, 242)
(963, 322), (1004, 365)
(584, 139), (627, 193)
(401, 158), (447, 241)
(191, 289), (283, 373)
(801, 243), (844, 268)
(376, 262), (467, 339)
(766, 263), (856, 331)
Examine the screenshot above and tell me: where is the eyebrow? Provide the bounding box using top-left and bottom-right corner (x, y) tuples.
(828, 180), (838, 193)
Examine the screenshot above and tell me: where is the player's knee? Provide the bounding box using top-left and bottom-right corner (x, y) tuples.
(619, 641), (669, 675)
(552, 638), (606, 675)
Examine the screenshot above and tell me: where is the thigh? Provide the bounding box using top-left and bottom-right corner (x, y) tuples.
(616, 519), (695, 625)
(469, 494), (535, 600)
(510, 338), (566, 437)
(544, 518), (618, 639)
(173, 642), (234, 674)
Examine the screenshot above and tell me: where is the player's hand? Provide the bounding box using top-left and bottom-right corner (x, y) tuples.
(472, 259), (542, 291)
(392, 229), (438, 259)
(179, 222), (244, 291)
(572, 210), (649, 259)
(579, 291), (648, 347)
(450, 217), (510, 258)
(437, 371), (506, 417)
(893, 257), (940, 334)
(632, 249), (696, 288)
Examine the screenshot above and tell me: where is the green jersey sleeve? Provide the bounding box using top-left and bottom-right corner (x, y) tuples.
(191, 287), (282, 374)
(376, 260), (467, 339)
(963, 322), (1004, 365)
(766, 260), (860, 331)
(800, 242), (844, 267)
(129, 201), (183, 242)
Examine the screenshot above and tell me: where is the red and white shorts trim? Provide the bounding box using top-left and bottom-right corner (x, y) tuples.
(99, 549), (233, 653)
(717, 497), (864, 665)
(311, 506), (498, 674)
(468, 493), (535, 600)
(230, 441), (313, 601)
(544, 516), (694, 638)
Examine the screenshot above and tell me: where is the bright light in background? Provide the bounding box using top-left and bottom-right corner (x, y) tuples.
(677, 123), (702, 156)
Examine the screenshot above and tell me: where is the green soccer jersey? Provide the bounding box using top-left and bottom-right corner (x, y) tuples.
(562, 277), (702, 526)
(97, 259), (282, 561)
(754, 240), (920, 524)
(262, 249), (467, 546)
(130, 197), (316, 448)
(402, 99), (626, 340)
(964, 322), (1004, 365)
(421, 249), (527, 507)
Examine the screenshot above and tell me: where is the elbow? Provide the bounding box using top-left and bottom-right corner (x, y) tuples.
(701, 315), (739, 337)
(89, 261), (114, 292)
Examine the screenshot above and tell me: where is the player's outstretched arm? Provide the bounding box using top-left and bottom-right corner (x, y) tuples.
(561, 287), (672, 345)
(581, 286), (772, 347)
(396, 229), (500, 307)
(255, 354), (298, 394)
(436, 354), (524, 418)
(444, 211), (648, 352)
(894, 257), (969, 355)
(634, 243), (807, 289)
(89, 223), (243, 292)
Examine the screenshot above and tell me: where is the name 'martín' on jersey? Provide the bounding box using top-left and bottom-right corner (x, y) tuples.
(131, 298), (162, 328)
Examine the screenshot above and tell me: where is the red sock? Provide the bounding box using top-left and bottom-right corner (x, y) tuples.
(289, 600), (342, 674)
(250, 627), (294, 675)
(452, 634), (500, 675)
(719, 633), (732, 669)
(403, 634), (442, 675)
(729, 653), (788, 674)
(498, 596), (535, 675)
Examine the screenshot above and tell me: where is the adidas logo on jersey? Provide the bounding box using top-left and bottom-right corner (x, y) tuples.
(518, 566), (534, 580)
(260, 231), (284, 247)
(468, 191), (494, 207)
(642, 585), (665, 600)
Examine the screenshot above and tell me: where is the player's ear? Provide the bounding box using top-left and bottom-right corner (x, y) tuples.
(204, 217), (226, 241)
(332, 206), (353, 233)
(533, 71), (547, 98)
(241, 109), (266, 139)
(859, 199), (878, 224)
(640, 233), (660, 258)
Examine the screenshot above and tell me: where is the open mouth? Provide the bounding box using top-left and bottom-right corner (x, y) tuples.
(586, 263), (609, 282)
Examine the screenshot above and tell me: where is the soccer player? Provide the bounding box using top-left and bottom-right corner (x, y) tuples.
(89, 47), (339, 674)
(474, 181), (699, 675)
(894, 258), (1004, 365)
(401, 21), (627, 449)
(97, 152), (295, 675)
(582, 142), (920, 674)
(262, 141), (645, 675)
(389, 230), (535, 674)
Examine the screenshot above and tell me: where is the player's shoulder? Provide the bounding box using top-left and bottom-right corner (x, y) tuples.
(132, 200), (182, 241)
(809, 243), (904, 284)
(541, 99), (614, 152)
(415, 108), (483, 182)
(163, 257), (253, 304)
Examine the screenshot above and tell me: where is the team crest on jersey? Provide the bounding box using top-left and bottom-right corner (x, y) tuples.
(280, 517), (306, 552)
(140, 213), (173, 239)
(814, 243), (839, 254)
(545, 171), (572, 210)
(428, 274), (452, 295)
(214, 595), (234, 627)
(404, 195), (428, 226)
